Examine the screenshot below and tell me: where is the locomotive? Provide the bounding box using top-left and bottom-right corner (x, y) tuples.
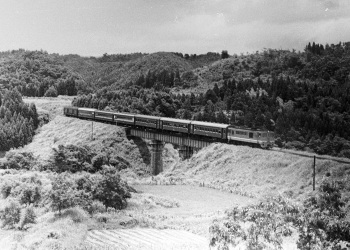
(63, 106), (275, 149)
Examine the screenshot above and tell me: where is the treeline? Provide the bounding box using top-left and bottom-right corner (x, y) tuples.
(73, 70), (350, 157)
(173, 51), (221, 68)
(97, 52), (146, 63)
(0, 49), (80, 97)
(0, 89), (39, 151)
(133, 69), (196, 89)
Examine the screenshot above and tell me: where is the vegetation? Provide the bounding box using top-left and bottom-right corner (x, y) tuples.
(209, 179), (350, 250)
(0, 50), (80, 96)
(71, 41), (350, 158)
(0, 89), (38, 151)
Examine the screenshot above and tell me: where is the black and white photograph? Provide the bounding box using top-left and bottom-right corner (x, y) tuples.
(0, 0), (350, 249)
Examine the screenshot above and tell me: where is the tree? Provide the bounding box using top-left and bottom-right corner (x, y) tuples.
(44, 86), (58, 97)
(49, 173), (79, 215)
(221, 50), (229, 59)
(93, 166), (131, 209)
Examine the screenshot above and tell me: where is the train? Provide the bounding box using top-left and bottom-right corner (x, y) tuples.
(63, 106), (275, 149)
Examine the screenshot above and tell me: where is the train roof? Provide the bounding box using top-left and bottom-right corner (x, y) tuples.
(191, 121), (231, 128)
(115, 112), (135, 117)
(95, 110), (115, 114)
(78, 107), (96, 112)
(134, 114), (160, 120)
(160, 117), (192, 124)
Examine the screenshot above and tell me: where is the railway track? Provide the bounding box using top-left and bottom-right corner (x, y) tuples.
(271, 147), (350, 164)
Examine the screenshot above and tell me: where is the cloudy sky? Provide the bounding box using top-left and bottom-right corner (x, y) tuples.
(0, 0), (349, 56)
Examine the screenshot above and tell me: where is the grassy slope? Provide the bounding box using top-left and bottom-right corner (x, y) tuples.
(164, 143), (350, 201)
(22, 97), (149, 173)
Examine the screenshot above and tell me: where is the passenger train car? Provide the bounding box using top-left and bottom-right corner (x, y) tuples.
(63, 106), (275, 148)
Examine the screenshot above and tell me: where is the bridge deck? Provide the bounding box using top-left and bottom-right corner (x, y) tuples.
(127, 128), (218, 149)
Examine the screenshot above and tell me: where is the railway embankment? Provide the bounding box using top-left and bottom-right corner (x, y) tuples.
(159, 143), (350, 201)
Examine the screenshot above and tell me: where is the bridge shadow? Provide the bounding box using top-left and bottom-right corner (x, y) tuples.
(127, 135), (151, 165)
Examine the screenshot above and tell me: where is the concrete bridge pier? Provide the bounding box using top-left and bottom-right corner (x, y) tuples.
(150, 140), (164, 175)
(179, 145), (194, 160)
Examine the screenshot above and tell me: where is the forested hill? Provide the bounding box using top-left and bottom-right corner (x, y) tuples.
(72, 42), (350, 158)
(1, 42), (350, 157)
(0, 50), (81, 97)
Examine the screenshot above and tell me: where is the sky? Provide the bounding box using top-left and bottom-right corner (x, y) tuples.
(0, 0), (350, 56)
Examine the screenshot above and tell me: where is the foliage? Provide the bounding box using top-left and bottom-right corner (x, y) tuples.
(296, 180), (350, 249)
(0, 174), (42, 206)
(86, 200), (106, 215)
(49, 173), (80, 215)
(93, 166), (131, 209)
(49, 169), (132, 215)
(0, 89), (38, 151)
(18, 206), (36, 230)
(209, 195), (298, 250)
(0, 199), (21, 228)
(1, 151), (36, 170)
(71, 41), (350, 158)
(60, 206), (89, 223)
(51, 144), (95, 173)
(0, 50), (78, 96)
(44, 86), (58, 97)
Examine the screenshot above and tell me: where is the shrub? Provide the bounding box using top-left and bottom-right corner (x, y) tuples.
(44, 86), (58, 97)
(87, 200), (106, 215)
(0, 199), (21, 228)
(2, 151), (36, 170)
(16, 183), (42, 206)
(94, 213), (110, 223)
(0, 180), (13, 199)
(93, 166), (131, 210)
(49, 173), (79, 215)
(91, 153), (106, 171)
(297, 180), (350, 249)
(209, 196), (298, 249)
(2, 175), (43, 206)
(61, 206), (89, 223)
(18, 206), (36, 230)
(51, 144), (95, 173)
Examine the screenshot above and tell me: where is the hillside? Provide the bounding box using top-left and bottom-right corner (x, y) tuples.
(0, 50), (81, 97)
(161, 144), (350, 202)
(97, 52), (193, 89)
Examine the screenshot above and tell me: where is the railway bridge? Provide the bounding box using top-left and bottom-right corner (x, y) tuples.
(125, 128), (216, 175)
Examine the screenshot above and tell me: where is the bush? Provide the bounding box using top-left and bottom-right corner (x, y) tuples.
(61, 206), (89, 223)
(0, 199), (21, 228)
(91, 154), (106, 171)
(285, 140), (305, 150)
(16, 182), (42, 206)
(2, 151), (36, 170)
(1, 174), (43, 205)
(51, 144), (95, 173)
(44, 86), (58, 97)
(18, 206), (36, 230)
(0, 180), (13, 199)
(94, 213), (110, 223)
(49, 173), (79, 215)
(93, 166), (131, 210)
(87, 201), (106, 215)
(297, 180), (350, 249)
